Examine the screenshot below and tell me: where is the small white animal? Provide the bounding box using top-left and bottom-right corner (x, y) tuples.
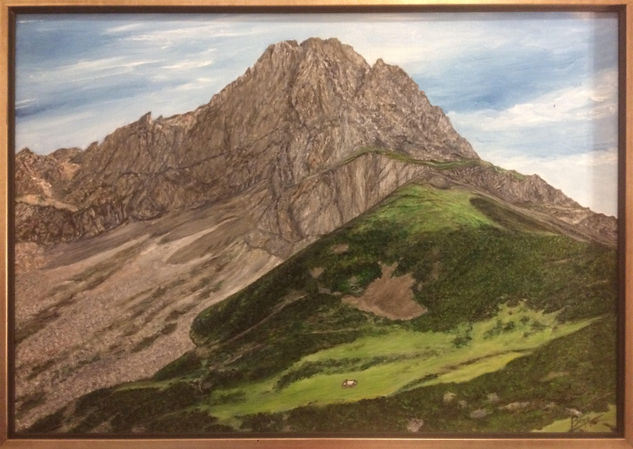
(342, 379), (358, 388)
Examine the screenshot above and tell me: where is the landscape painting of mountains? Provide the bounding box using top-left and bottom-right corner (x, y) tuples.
(12, 12), (620, 435)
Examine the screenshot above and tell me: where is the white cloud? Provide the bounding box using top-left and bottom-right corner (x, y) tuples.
(16, 110), (101, 151)
(448, 68), (617, 131)
(103, 22), (144, 34)
(445, 65), (619, 215)
(173, 77), (217, 91)
(15, 81), (225, 153)
(163, 60), (213, 70)
(29, 57), (162, 84)
(351, 25), (505, 69)
(122, 21), (261, 48)
(15, 98), (37, 109)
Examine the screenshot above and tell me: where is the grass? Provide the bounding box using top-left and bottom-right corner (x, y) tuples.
(354, 184), (497, 235)
(192, 182), (615, 347)
(204, 304), (597, 422)
(238, 317), (617, 434)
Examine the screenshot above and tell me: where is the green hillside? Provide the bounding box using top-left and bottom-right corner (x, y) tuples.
(28, 182), (618, 435)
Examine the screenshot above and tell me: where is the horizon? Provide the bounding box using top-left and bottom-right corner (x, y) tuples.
(14, 12), (619, 216)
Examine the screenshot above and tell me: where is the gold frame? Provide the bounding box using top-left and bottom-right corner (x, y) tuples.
(0, 1), (631, 447)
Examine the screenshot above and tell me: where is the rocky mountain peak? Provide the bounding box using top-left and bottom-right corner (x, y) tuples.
(50, 147), (82, 163)
(17, 147), (34, 156)
(14, 38), (613, 248)
(138, 111), (152, 125)
(300, 37), (369, 67)
(371, 57), (420, 94)
(258, 37), (369, 69)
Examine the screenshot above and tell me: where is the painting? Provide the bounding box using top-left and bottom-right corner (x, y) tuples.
(11, 10), (621, 437)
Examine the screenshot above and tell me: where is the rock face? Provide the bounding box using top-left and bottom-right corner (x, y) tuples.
(16, 148), (73, 199)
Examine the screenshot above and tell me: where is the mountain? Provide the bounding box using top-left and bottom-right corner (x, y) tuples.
(16, 38), (473, 248)
(15, 38), (614, 250)
(14, 38), (617, 432)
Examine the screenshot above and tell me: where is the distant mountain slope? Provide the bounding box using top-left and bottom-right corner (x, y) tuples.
(28, 180), (617, 434)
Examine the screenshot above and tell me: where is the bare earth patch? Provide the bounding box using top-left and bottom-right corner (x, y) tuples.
(331, 243), (349, 254)
(342, 263), (426, 320)
(309, 267), (324, 279)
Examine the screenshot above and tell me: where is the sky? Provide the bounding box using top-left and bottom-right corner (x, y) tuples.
(14, 12), (619, 216)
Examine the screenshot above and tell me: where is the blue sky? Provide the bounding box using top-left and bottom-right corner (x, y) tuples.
(15, 12), (619, 216)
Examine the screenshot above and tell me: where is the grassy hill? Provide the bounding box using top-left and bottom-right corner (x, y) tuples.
(28, 182), (618, 435)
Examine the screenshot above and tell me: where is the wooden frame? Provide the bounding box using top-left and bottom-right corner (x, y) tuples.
(0, 0), (631, 447)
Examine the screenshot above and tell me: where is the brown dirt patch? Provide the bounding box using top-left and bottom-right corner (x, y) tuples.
(342, 263), (426, 320)
(331, 243), (349, 254)
(309, 267), (324, 279)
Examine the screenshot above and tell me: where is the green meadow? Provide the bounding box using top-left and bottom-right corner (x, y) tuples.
(205, 304), (597, 423)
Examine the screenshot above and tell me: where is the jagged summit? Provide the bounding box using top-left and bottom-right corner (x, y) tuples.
(259, 37), (369, 64)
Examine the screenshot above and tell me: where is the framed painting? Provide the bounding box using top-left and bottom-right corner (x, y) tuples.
(0, 1), (631, 448)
